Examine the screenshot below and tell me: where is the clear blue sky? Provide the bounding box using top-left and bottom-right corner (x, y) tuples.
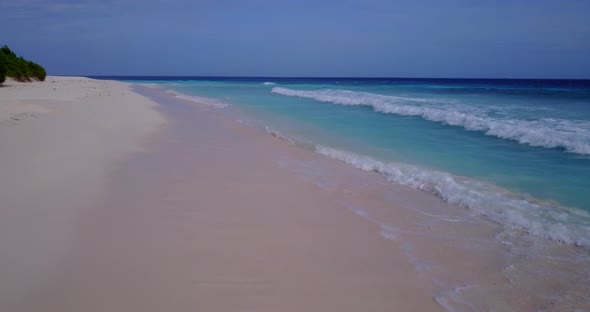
(1, 0), (589, 78)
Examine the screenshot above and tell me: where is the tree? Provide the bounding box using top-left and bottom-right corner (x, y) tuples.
(0, 56), (6, 86)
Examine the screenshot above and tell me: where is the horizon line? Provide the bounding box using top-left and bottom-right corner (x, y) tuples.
(65, 75), (590, 81)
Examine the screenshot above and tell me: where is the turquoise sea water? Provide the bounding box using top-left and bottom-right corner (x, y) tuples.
(108, 77), (590, 247)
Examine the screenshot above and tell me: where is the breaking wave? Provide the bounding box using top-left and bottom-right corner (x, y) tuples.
(315, 145), (590, 247)
(272, 87), (590, 155)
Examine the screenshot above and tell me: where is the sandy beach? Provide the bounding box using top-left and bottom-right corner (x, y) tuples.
(2, 77), (588, 311)
(0, 77), (166, 310)
(0, 77), (443, 311)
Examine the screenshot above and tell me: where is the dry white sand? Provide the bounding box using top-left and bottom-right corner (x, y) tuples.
(0, 77), (165, 309)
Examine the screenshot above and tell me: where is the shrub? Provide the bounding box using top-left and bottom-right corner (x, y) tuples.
(0, 45), (46, 82)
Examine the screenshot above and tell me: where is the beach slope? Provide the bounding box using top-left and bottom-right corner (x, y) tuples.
(0, 77), (165, 309)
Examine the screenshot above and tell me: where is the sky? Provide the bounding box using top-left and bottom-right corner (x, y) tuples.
(1, 0), (589, 78)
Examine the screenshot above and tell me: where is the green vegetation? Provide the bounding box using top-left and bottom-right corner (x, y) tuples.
(0, 45), (46, 84)
(0, 58), (6, 86)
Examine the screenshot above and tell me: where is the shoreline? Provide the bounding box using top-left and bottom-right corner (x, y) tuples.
(133, 84), (590, 310)
(1, 77), (588, 311)
(1, 79), (443, 311)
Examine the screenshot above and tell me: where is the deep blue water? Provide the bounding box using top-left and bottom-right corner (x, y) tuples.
(94, 76), (590, 246)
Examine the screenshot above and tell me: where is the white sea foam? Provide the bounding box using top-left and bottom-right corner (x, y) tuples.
(166, 90), (228, 108)
(263, 82), (276, 85)
(272, 87), (590, 155)
(315, 145), (590, 247)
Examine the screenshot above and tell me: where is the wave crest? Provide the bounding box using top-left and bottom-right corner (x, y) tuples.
(272, 87), (590, 155)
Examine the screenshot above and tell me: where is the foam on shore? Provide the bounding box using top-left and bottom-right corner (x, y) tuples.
(315, 145), (590, 247)
(165, 90), (229, 108)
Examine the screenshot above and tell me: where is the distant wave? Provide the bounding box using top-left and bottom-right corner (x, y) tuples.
(166, 90), (228, 108)
(272, 87), (590, 156)
(315, 145), (590, 247)
(263, 82), (276, 85)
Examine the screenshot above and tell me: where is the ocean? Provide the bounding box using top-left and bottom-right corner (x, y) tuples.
(98, 76), (590, 309)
